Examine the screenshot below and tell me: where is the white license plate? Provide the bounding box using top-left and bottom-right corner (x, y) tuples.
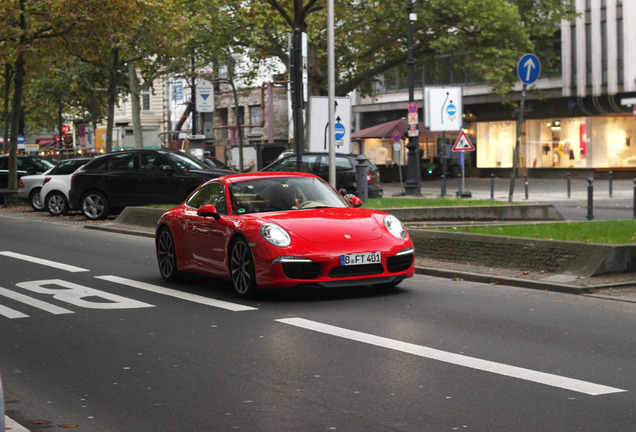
(340, 252), (381, 266)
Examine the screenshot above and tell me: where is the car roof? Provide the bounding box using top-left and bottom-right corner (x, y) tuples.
(219, 171), (323, 184)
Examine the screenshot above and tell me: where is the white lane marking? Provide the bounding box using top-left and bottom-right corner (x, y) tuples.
(16, 280), (154, 310)
(5, 416), (30, 432)
(0, 251), (89, 273)
(0, 301), (29, 319)
(277, 317), (626, 396)
(96, 275), (257, 312)
(0, 287), (72, 315)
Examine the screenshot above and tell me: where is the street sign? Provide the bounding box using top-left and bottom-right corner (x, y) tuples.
(452, 130), (474, 152)
(424, 86), (463, 132)
(517, 53), (541, 85)
(408, 102), (418, 113)
(309, 96), (351, 153)
(408, 112), (418, 125)
(408, 124), (418, 137)
(196, 79), (215, 113)
(392, 130), (401, 151)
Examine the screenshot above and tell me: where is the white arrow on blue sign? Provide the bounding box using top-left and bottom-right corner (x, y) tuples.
(517, 53), (541, 85)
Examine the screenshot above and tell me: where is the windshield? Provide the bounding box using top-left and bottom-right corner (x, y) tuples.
(48, 158), (89, 175)
(229, 176), (349, 214)
(164, 151), (210, 171)
(31, 157), (56, 171)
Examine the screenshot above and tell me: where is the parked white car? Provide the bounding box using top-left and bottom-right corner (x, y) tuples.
(41, 157), (92, 216)
(18, 170), (52, 211)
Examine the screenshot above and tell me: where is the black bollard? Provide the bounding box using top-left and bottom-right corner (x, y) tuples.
(441, 174), (446, 198)
(587, 177), (594, 220)
(490, 173), (495, 200)
(524, 175), (529, 200)
(633, 178), (636, 219)
(566, 172), (571, 199)
(609, 171), (613, 198)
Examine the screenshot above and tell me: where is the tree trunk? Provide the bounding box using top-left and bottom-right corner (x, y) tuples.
(2, 64), (12, 154)
(105, 48), (119, 152)
(8, 50), (25, 195)
(128, 62), (144, 149)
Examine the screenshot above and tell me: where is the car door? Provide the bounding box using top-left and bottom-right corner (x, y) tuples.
(138, 151), (183, 205)
(181, 182), (230, 275)
(102, 152), (138, 206)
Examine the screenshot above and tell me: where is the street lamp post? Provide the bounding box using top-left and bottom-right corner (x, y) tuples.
(404, 0), (421, 195)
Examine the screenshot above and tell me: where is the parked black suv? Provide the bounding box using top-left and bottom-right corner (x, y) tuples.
(0, 154), (55, 189)
(260, 152), (383, 198)
(69, 149), (233, 220)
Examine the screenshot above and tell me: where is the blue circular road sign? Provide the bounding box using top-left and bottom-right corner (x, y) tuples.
(518, 53), (541, 85)
(334, 123), (346, 140)
(446, 103), (457, 116)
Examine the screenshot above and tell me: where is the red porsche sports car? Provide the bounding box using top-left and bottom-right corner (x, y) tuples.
(155, 172), (415, 297)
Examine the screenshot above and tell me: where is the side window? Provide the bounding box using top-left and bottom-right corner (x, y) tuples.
(108, 153), (136, 170)
(0, 158), (6, 170)
(335, 156), (354, 172)
(186, 182), (227, 214)
(140, 153), (167, 171)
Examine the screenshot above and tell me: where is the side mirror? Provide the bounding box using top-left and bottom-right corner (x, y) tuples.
(346, 194), (363, 208)
(161, 164), (174, 173)
(197, 204), (220, 220)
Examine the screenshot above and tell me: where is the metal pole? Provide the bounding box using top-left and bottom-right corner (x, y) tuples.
(587, 177), (594, 220)
(524, 175), (528, 200)
(404, 0), (421, 195)
(609, 171), (613, 198)
(567, 172), (571, 198)
(292, 28), (304, 172)
(441, 132), (447, 197)
(633, 178), (636, 219)
(327, 0), (336, 188)
(490, 173), (495, 200)
(509, 84), (527, 203)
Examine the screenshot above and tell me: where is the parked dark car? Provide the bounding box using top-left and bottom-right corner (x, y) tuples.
(68, 149), (233, 220)
(202, 156), (234, 171)
(260, 152), (383, 198)
(0, 154), (55, 189)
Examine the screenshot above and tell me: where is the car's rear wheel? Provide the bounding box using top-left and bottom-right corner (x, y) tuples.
(157, 227), (181, 282)
(230, 237), (257, 298)
(81, 191), (109, 220)
(29, 188), (44, 211)
(46, 191), (69, 216)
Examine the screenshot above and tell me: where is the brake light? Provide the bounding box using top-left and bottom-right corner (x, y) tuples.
(43, 177), (51, 185)
(71, 174), (76, 183)
(367, 172), (372, 184)
(18, 178), (24, 189)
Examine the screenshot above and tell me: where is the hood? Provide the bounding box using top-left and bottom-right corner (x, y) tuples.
(261, 208), (386, 243)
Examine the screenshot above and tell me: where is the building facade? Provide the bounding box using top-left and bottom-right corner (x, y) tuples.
(353, 0), (636, 177)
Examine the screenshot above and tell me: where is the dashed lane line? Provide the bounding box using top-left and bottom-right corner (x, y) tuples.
(0, 251), (89, 273)
(96, 275), (257, 312)
(277, 317), (627, 396)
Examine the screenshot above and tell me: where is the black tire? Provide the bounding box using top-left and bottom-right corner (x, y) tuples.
(229, 237), (257, 298)
(156, 227), (181, 282)
(46, 191), (69, 216)
(29, 188), (45, 212)
(81, 191), (110, 220)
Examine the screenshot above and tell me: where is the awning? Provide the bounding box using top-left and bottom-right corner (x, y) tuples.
(351, 118), (437, 139)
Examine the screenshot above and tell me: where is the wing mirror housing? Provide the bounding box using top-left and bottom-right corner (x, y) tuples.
(346, 194), (363, 208)
(197, 204), (220, 220)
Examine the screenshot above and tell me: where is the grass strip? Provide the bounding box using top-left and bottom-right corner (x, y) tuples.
(434, 220), (636, 244)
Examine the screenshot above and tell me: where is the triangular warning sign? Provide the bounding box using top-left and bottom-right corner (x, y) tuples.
(452, 130), (474, 151)
(200, 93), (209, 100)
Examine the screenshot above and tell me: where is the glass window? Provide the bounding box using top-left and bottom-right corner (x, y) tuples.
(108, 153), (136, 170)
(163, 151), (210, 171)
(142, 85), (151, 111)
(48, 158), (89, 175)
(186, 182), (227, 214)
(140, 152), (168, 171)
(249, 105), (262, 136)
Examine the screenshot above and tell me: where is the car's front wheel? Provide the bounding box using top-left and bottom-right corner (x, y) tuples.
(229, 237), (257, 298)
(81, 191), (110, 220)
(46, 191), (69, 216)
(29, 188), (44, 212)
(157, 227), (181, 282)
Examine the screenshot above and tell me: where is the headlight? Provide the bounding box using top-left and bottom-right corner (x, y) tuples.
(261, 223), (291, 247)
(384, 215), (406, 239)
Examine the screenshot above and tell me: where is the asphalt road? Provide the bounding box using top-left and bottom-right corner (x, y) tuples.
(1, 214), (635, 431)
